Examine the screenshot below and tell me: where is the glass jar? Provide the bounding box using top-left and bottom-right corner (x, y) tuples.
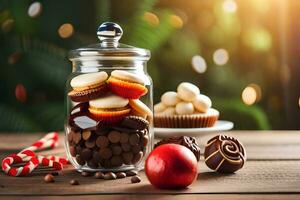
(65, 22), (152, 172)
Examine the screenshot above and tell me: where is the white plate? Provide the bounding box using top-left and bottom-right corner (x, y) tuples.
(154, 120), (234, 138)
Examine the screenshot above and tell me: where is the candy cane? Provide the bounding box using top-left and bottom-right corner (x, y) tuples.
(1, 150), (39, 176)
(23, 132), (59, 152)
(1, 132), (68, 177)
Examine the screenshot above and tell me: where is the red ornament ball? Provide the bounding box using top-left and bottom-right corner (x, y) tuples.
(15, 84), (27, 103)
(145, 144), (198, 189)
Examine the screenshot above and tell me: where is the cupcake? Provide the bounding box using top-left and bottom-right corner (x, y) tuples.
(154, 82), (219, 128)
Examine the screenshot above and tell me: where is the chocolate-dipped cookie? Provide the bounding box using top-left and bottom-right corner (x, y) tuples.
(68, 72), (109, 102)
(155, 136), (201, 161)
(204, 134), (246, 173)
(121, 116), (149, 130)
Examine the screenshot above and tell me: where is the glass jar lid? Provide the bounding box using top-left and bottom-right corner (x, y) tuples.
(69, 22), (150, 61)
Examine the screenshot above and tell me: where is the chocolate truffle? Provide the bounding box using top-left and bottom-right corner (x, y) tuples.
(155, 136), (201, 161)
(204, 134), (246, 173)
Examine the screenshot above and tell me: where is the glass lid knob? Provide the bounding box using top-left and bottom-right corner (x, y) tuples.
(97, 22), (123, 48)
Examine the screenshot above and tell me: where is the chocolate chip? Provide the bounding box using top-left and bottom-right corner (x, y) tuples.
(70, 179), (79, 185)
(102, 159), (111, 168)
(108, 130), (121, 143)
(116, 172), (126, 179)
(87, 160), (98, 168)
(121, 116), (149, 130)
(81, 171), (91, 177)
(82, 131), (92, 140)
(95, 172), (104, 179)
(129, 134), (140, 146)
(131, 176), (141, 183)
(95, 127), (110, 136)
(111, 156), (123, 167)
(69, 146), (77, 157)
(73, 132), (82, 144)
(92, 151), (101, 163)
(131, 145), (141, 154)
(80, 148), (92, 161)
(96, 136), (109, 148)
(75, 145), (82, 154)
(67, 131), (74, 143)
(120, 132), (129, 143)
(122, 152), (133, 165)
(99, 148), (112, 159)
(132, 151), (143, 164)
(121, 143), (131, 152)
(44, 174), (54, 183)
(75, 155), (85, 165)
(85, 138), (95, 148)
(111, 145), (122, 155)
(103, 172), (116, 180)
(125, 170), (138, 176)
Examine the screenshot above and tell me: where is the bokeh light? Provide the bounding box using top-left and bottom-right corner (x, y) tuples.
(298, 97), (300, 108)
(213, 48), (229, 65)
(222, 0), (237, 13)
(143, 12), (159, 27)
(58, 23), (74, 38)
(243, 28), (272, 52)
(169, 14), (183, 29)
(1, 19), (14, 32)
(191, 55), (207, 74)
(28, 2), (42, 18)
(242, 84), (262, 105)
(15, 84), (27, 103)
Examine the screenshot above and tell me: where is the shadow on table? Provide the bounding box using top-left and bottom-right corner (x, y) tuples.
(198, 171), (235, 181)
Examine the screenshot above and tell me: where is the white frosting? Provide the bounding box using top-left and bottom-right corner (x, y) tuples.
(193, 94), (212, 113)
(89, 93), (129, 109)
(70, 72), (108, 88)
(175, 102), (194, 115)
(177, 82), (200, 102)
(154, 102), (167, 113)
(161, 91), (181, 106)
(111, 70), (145, 85)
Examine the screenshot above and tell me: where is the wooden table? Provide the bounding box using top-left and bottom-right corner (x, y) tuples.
(0, 131), (300, 200)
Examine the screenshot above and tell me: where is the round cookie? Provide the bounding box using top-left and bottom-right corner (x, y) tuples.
(107, 70), (148, 99)
(175, 102), (194, 115)
(161, 91), (181, 106)
(193, 94), (212, 113)
(154, 102), (167, 113)
(177, 82), (200, 102)
(68, 72), (109, 102)
(88, 93), (130, 124)
(129, 99), (153, 119)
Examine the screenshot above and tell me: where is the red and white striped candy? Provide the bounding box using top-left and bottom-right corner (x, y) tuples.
(23, 132), (59, 152)
(1, 132), (68, 176)
(1, 150), (39, 176)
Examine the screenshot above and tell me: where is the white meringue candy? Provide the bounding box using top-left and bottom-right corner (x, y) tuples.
(177, 82), (200, 102)
(161, 91), (181, 106)
(175, 102), (194, 115)
(193, 94), (212, 113)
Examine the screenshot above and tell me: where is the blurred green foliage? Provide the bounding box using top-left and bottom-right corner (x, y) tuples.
(0, 0), (276, 132)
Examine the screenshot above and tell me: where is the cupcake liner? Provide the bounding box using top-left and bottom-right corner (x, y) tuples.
(154, 108), (219, 128)
(107, 77), (147, 99)
(88, 107), (131, 126)
(68, 83), (108, 102)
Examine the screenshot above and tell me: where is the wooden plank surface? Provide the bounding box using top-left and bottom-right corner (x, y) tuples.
(0, 131), (300, 197)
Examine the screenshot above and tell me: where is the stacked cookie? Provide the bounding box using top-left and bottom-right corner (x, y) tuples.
(154, 82), (219, 128)
(67, 70), (152, 170)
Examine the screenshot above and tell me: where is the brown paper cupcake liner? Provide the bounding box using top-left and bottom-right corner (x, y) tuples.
(154, 108), (219, 128)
